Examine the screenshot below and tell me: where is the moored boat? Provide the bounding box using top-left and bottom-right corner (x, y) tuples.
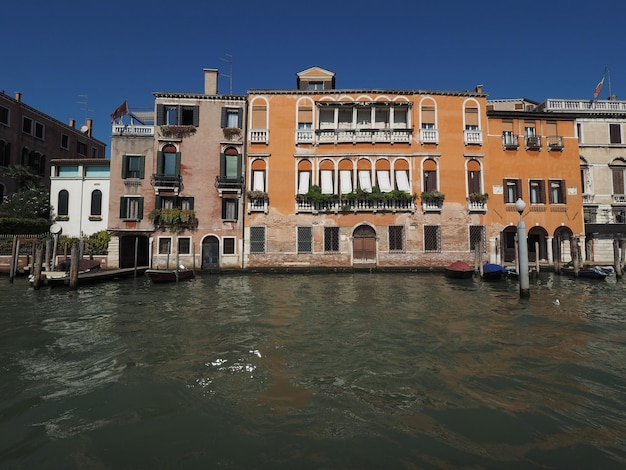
(482, 263), (508, 281)
(560, 265), (608, 280)
(445, 260), (475, 279)
(146, 267), (195, 283)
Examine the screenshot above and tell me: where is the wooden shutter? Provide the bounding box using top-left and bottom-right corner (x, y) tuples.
(119, 197), (127, 218)
(175, 152), (181, 176)
(613, 169), (625, 194)
(157, 152), (164, 174)
(121, 155), (128, 178)
(192, 106), (199, 127)
(156, 104), (165, 125)
(139, 155), (145, 179)
(138, 198), (144, 219)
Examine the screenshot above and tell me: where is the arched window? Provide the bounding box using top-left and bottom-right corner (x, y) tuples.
(610, 158), (626, 196)
(91, 189), (102, 216)
(221, 147), (241, 180)
(297, 160), (312, 195)
(250, 159), (266, 192)
(338, 159), (353, 194)
(375, 159), (392, 192)
(423, 159), (438, 192)
(58, 190), (69, 216)
(394, 159), (411, 192)
(357, 158), (372, 193)
(158, 144), (179, 176)
(467, 159), (482, 195)
(319, 159), (335, 194)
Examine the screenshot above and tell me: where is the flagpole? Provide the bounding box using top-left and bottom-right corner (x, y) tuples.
(607, 65), (612, 98)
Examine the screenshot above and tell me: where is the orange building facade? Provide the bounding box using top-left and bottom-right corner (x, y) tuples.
(244, 67), (496, 269)
(484, 101), (584, 266)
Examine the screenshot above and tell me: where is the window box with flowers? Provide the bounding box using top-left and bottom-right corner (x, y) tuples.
(148, 208), (198, 232)
(421, 191), (445, 212)
(223, 127), (242, 140)
(160, 125), (197, 139)
(468, 192), (488, 211)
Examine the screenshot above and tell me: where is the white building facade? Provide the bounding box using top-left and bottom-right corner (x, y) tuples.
(49, 159), (110, 237)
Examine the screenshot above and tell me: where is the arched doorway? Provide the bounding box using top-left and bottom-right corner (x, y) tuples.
(119, 234), (149, 268)
(528, 226), (548, 262)
(554, 226), (574, 264)
(202, 236), (220, 269)
(501, 226), (517, 263)
(352, 225), (376, 265)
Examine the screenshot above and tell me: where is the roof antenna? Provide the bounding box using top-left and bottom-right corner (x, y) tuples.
(220, 54), (233, 95)
(77, 94), (93, 122)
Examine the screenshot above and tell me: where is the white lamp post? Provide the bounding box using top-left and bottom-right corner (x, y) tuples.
(515, 198), (530, 298)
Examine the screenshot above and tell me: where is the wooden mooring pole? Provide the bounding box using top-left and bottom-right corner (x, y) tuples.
(614, 239), (622, 279)
(69, 242), (79, 290)
(32, 243), (43, 290)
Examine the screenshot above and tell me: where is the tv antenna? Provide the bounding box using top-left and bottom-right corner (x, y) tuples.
(220, 54), (233, 95)
(77, 94), (94, 121)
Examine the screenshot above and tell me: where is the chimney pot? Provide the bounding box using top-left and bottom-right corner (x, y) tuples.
(70, 119), (75, 128)
(15, 92), (21, 102)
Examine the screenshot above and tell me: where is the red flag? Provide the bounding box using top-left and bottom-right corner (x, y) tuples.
(593, 67), (607, 100)
(110, 100), (129, 122)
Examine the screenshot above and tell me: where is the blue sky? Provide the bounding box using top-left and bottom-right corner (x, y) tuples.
(4, 0), (624, 156)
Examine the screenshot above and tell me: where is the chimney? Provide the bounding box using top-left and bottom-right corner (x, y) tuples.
(86, 118), (93, 137)
(69, 119), (75, 128)
(15, 92), (21, 102)
(204, 69), (219, 95)
(475, 84), (483, 94)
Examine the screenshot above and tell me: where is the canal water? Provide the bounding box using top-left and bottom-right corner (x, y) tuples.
(1, 272), (626, 469)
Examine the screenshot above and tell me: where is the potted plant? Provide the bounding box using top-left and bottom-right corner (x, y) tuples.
(468, 192), (489, 203)
(421, 190), (445, 203)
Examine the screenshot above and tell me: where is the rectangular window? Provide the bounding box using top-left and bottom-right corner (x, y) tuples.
(223, 237), (236, 255)
(324, 227), (339, 252)
(178, 237), (191, 255)
(298, 106), (313, 129)
(297, 226), (313, 254)
(0, 106), (8, 125)
(421, 105), (435, 128)
(250, 226), (266, 253)
(298, 171), (311, 194)
(122, 155), (145, 179)
(610, 123), (622, 144)
(22, 117), (33, 135)
(319, 108), (334, 129)
(529, 179), (546, 204)
(389, 225), (405, 252)
(613, 208), (626, 223)
(549, 180), (566, 204)
(34, 122), (44, 139)
(77, 141), (87, 156)
(179, 105), (196, 125)
(469, 225), (486, 252)
(504, 179), (521, 203)
(61, 134), (70, 150)
(395, 170), (410, 192)
(612, 168), (625, 194)
(356, 108), (371, 127)
(158, 238), (172, 255)
(92, 148), (98, 159)
(156, 104), (199, 126)
(377, 170), (392, 192)
(340, 170), (353, 194)
(221, 107), (243, 128)
(252, 170), (265, 192)
(424, 225), (441, 252)
(119, 196), (144, 220)
(222, 198), (239, 221)
(584, 207), (597, 224)
(320, 170), (333, 194)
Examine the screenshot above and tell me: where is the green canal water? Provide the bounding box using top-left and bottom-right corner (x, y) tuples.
(1, 272), (625, 469)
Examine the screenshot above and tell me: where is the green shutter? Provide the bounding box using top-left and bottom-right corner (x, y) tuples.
(175, 152), (181, 176)
(157, 152), (163, 174)
(220, 153), (226, 177)
(138, 198), (144, 219)
(119, 197), (127, 218)
(139, 155), (145, 179)
(121, 155), (128, 178)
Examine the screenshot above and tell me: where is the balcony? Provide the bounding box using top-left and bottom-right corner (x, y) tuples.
(612, 194), (626, 204)
(547, 135), (564, 150)
(464, 129), (483, 145)
(543, 99), (626, 113)
(112, 124), (154, 136)
(315, 128), (413, 145)
(467, 194), (488, 212)
(295, 129), (315, 144)
(526, 136), (541, 149)
(295, 196), (415, 214)
(151, 174), (182, 194)
(420, 128), (439, 144)
(583, 194), (595, 204)
(215, 176), (244, 195)
(249, 129), (269, 144)
(248, 198), (268, 213)
(502, 134), (519, 149)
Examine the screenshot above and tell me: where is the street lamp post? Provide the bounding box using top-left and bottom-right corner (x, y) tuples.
(515, 198), (530, 298)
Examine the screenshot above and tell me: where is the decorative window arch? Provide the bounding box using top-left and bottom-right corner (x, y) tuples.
(393, 159), (411, 192)
(221, 146), (241, 180)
